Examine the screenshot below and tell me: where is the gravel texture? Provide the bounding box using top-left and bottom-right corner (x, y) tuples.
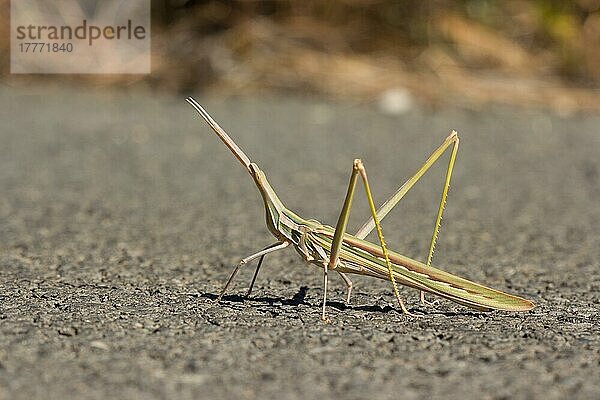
(0, 87), (598, 399)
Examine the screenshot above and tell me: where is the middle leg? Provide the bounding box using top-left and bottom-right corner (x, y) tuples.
(337, 271), (353, 304)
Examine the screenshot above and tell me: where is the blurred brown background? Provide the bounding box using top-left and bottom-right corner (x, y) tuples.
(2, 0), (600, 115)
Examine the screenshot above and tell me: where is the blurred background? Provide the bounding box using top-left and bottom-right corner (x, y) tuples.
(2, 0), (600, 116)
(2, 3), (600, 399)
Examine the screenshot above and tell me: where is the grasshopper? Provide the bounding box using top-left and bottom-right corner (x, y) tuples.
(186, 97), (534, 321)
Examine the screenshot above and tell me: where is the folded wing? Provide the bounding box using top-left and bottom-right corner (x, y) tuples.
(311, 231), (534, 312)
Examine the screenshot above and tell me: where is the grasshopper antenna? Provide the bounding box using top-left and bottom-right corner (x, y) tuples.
(186, 97), (252, 174)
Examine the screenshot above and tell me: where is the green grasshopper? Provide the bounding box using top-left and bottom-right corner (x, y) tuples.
(186, 97), (534, 321)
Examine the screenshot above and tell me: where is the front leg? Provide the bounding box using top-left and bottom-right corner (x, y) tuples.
(216, 241), (289, 302)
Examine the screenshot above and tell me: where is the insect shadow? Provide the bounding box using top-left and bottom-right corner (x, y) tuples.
(198, 287), (472, 315)
(201, 286), (311, 307)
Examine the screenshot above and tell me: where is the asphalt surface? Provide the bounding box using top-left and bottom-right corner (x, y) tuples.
(0, 86), (599, 399)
